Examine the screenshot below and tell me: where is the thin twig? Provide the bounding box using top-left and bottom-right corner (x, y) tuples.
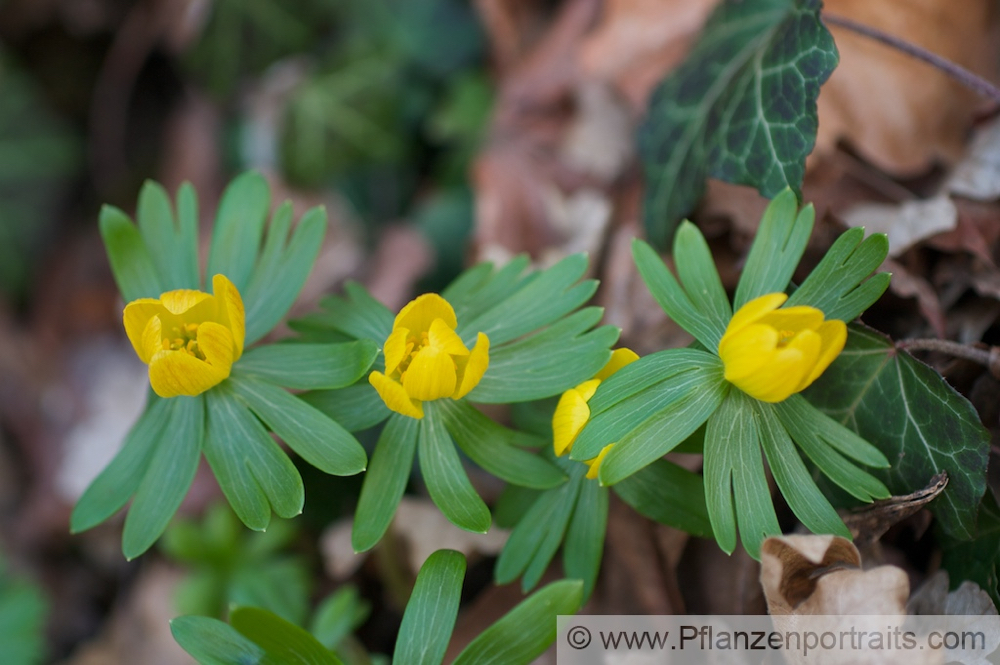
(897, 338), (1000, 377)
(822, 13), (1000, 104)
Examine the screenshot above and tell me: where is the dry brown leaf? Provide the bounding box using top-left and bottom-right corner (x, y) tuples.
(927, 200), (1000, 268)
(948, 116), (1000, 201)
(842, 196), (957, 257)
(760, 535), (908, 616)
(576, 0), (715, 109)
(842, 473), (947, 549)
(815, 0), (1000, 176)
(884, 258), (947, 337)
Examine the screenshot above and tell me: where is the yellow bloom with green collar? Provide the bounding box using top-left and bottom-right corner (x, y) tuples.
(718, 293), (846, 403)
(368, 293), (489, 419)
(552, 347), (639, 477)
(123, 274), (245, 398)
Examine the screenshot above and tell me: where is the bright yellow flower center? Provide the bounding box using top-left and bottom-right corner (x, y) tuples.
(368, 293), (490, 419)
(123, 274), (245, 398)
(551, 348), (639, 479)
(717, 293), (846, 403)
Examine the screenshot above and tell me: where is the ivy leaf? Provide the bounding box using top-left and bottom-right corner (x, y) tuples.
(941, 490), (1000, 608)
(804, 324), (990, 540)
(638, 0), (838, 245)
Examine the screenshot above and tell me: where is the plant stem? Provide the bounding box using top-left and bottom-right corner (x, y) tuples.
(822, 13), (1000, 103)
(897, 338), (1000, 377)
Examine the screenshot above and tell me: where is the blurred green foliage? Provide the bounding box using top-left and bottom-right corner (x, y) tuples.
(0, 52), (81, 299)
(0, 553), (47, 665)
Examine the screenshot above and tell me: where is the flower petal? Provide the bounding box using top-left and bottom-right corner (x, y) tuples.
(197, 321), (236, 373)
(585, 443), (615, 480)
(384, 327), (411, 375)
(734, 329), (820, 403)
(757, 306), (825, 335)
(575, 379), (601, 402)
(159, 289), (212, 315)
(594, 348), (639, 381)
(798, 319), (847, 390)
(394, 293), (457, 335)
(148, 349), (229, 398)
(552, 388), (591, 456)
(720, 324), (779, 382)
(369, 371), (423, 419)
(213, 274), (245, 360)
(452, 332), (489, 399)
(141, 315), (163, 363)
(403, 346), (457, 401)
(428, 318), (470, 356)
(123, 299), (163, 363)
(719, 292), (787, 347)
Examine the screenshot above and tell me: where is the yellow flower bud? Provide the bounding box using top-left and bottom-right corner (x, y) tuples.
(368, 294), (490, 419)
(718, 293), (846, 403)
(551, 347), (639, 466)
(123, 274), (245, 398)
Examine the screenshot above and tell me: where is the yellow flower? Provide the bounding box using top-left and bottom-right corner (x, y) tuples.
(718, 293), (846, 403)
(123, 274), (245, 398)
(368, 293), (489, 419)
(551, 347), (639, 465)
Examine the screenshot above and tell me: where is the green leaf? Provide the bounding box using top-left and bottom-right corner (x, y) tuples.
(942, 490), (1000, 608)
(468, 308), (619, 404)
(242, 204), (327, 345)
(0, 558), (47, 665)
(563, 477), (607, 600)
(171, 615), (266, 665)
(236, 341), (378, 391)
(352, 414), (419, 552)
(704, 389), (780, 558)
(295, 282), (395, 343)
(444, 256), (530, 324)
(756, 401), (850, 538)
(613, 459), (712, 537)
(230, 606), (342, 665)
(393, 549), (466, 665)
(418, 411), (491, 533)
(458, 253), (597, 347)
(71, 394), (171, 533)
(452, 579), (583, 665)
(785, 227), (890, 321)
(99, 205), (163, 301)
(436, 400), (566, 489)
(310, 587), (370, 650)
(136, 180), (200, 290)
(598, 379), (729, 485)
(773, 395), (890, 502)
(673, 221), (731, 340)
(229, 374), (367, 476)
(805, 324), (991, 540)
(632, 239), (720, 349)
(203, 386), (304, 531)
(733, 189), (813, 308)
(571, 348), (722, 461)
(123, 395), (204, 560)
(495, 466), (582, 591)
(638, 0), (837, 245)
(300, 383), (391, 433)
(206, 172), (271, 292)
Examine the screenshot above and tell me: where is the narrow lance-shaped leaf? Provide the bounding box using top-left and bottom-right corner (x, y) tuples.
(352, 414), (419, 552)
(171, 615), (266, 665)
(136, 180), (200, 290)
(230, 607), (342, 665)
(393, 550), (466, 665)
(418, 409), (491, 534)
(236, 340), (378, 391)
(452, 580), (584, 665)
(639, 0), (838, 245)
(99, 205), (163, 301)
(206, 171), (270, 292)
(123, 395), (204, 560)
